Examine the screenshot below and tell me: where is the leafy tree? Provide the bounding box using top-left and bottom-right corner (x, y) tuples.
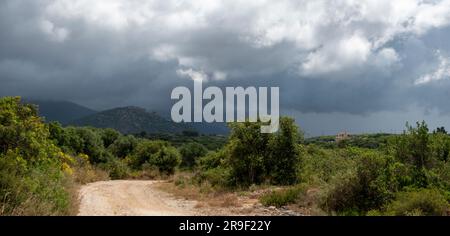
(74, 127), (107, 164)
(131, 140), (181, 174)
(146, 146), (181, 174)
(48, 121), (65, 146)
(100, 128), (121, 148)
(99, 158), (130, 179)
(430, 132), (450, 162)
(108, 135), (138, 159)
(226, 121), (270, 185)
(390, 121), (432, 187)
(267, 117), (301, 185)
(225, 117), (302, 186)
(131, 140), (166, 168)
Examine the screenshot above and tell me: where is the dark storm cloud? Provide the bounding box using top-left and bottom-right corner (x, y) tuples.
(1, 0), (450, 135)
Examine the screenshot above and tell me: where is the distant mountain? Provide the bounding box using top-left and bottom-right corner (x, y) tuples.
(26, 99), (97, 124)
(27, 99), (228, 135)
(71, 106), (195, 134)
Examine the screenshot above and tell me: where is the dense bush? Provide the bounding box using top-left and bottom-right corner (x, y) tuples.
(196, 150), (227, 170)
(48, 123), (109, 164)
(385, 189), (449, 216)
(99, 158), (130, 179)
(197, 167), (231, 187)
(322, 152), (398, 215)
(389, 122), (431, 187)
(100, 128), (121, 148)
(179, 142), (208, 168)
(108, 135), (138, 159)
(300, 146), (357, 184)
(131, 140), (181, 174)
(0, 97), (72, 215)
(260, 185), (306, 207)
(73, 127), (109, 164)
(194, 149), (231, 187)
(146, 146), (181, 174)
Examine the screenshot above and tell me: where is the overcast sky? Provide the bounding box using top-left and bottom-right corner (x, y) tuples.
(2, 0), (450, 135)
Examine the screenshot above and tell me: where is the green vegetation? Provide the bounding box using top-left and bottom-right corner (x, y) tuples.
(130, 140), (181, 174)
(260, 185), (307, 207)
(383, 189), (449, 216)
(179, 142), (208, 168)
(0, 97), (73, 215)
(71, 106), (193, 134)
(0, 97), (184, 215)
(3, 96), (450, 216)
(139, 132), (227, 151)
(194, 117), (301, 187)
(193, 118), (450, 216)
(305, 133), (394, 149)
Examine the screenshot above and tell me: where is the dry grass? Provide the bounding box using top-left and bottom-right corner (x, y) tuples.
(3, 196), (54, 216)
(127, 164), (174, 180)
(73, 166), (110, 184)
(208, 194), (241, 208)
(157, 172), (244, 209)
(66, 181), (81, 216)
(69, 166), (110, 215)
(157, 177), (240, 207)
(1, 176), (81, 216)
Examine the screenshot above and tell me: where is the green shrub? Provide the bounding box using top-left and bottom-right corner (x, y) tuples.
(0, 97), (73, 215)
(74, 127), (108, 164)
(300, 145), (356, 184)
(321, 171), (359, 215)
(146, 146), (181, 175)
(385, 189), (449, 216)
(196, 149), (227, 170)
(321, 152), (397, 215)
(260, 185), (306, 207)
(389, 121), (432, 187)
(100, 128), (121, 148)
(100, 158), (130, 180)
(131, 140), (167, 168)
(179, 142), (208, 168)
(198, 167), (231, 187)
(130, 140), (181, 174)
(108, 135), (138, 159)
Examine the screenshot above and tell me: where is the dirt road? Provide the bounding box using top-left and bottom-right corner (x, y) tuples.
(77, 180), (303, 216)
(77, 180), (198, 216)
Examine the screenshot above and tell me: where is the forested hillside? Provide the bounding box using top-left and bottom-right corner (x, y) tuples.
(27, 100), (97, 124)
(71, 106), (194, 134)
